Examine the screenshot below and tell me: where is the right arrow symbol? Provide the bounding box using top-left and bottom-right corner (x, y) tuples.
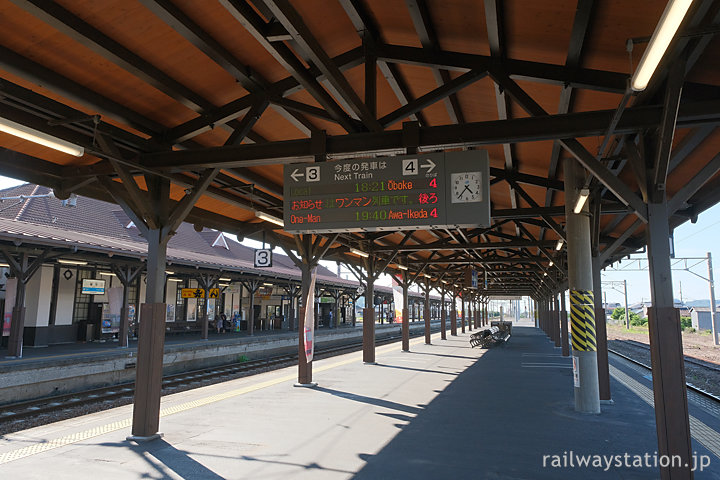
(290, 169), (305, 182)
(421, 159), (436, 173)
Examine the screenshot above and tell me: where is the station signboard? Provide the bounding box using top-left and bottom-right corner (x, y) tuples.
(82, 278), (106, 295)
(181, 288), (205, 299)
(181, 288), (221, 299)
(283, 150), (490, 233)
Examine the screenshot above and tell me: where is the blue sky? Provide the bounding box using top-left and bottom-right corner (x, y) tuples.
(601, 201), (720, 305)
(1, 174), (718, 305)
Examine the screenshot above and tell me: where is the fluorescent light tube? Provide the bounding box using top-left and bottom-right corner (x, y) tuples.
(58, 259), (87, 265)
(555, 240), (564, 251)
(630, 0), (694, 91)
(573, 188), (590, 214)
(255, 211), (284, 226)
(0, 117), (84, 157)
(350, 248), (369, 258)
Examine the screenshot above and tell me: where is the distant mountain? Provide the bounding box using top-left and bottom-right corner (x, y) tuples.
(685, 299), (720, 308)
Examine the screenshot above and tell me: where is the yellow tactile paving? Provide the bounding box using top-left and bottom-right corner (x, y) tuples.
(609, 364), (720, 459)
(0, 335), (431, 465)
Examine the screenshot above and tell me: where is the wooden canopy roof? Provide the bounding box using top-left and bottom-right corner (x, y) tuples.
(0, 0), (719, 296)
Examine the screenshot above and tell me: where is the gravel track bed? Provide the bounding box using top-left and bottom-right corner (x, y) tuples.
(608, 339), (720, 398)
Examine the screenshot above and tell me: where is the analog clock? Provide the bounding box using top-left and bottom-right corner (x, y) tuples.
(451, 172), (482, 203)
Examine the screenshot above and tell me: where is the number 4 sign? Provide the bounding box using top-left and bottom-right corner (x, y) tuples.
(254, 249), (273, 268)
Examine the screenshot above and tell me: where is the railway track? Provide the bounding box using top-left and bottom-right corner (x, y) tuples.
(0, 327), (439, 426)
(608, 340), (720, 404)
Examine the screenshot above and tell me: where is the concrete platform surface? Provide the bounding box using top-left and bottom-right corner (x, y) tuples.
(1, 323), (720, 479)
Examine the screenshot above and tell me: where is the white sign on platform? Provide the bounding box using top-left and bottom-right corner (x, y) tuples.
(254, 249), (272, 268)
(573, 356), (580, 387)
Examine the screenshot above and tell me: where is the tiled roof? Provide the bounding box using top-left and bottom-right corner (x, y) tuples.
(0, 184), (351, 287)
(0, 184), (444, 299)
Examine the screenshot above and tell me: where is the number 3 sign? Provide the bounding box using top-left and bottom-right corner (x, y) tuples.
(254, 249), (272, 268)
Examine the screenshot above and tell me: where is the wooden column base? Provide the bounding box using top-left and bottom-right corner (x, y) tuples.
(131, 303), (166, 438)
(363, 308), (375, 363)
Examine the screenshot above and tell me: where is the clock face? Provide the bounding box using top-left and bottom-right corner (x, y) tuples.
(451, 172), (482, 203)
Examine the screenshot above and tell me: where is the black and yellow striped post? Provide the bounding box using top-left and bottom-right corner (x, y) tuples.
(565, 157), (600, 414)
(570, 290), (596, 352)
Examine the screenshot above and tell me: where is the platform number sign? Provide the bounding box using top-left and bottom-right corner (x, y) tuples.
(306, 165), (320, 182)
(254, 248), (273, 268)
(402, 158), (418, 176)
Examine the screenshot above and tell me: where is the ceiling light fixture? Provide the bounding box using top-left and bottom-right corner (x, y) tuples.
(168, 278), (183, 282)
(98, 272), (116, 277)
(573, 188), (590, 214)
(555, 239), (564, 251)
(350, 248), (369, 258)
(548, 261), (554, 267)
(255, 211), (284, 227)
(218, 283), (230, 287)
(58, 259), (88, 265)
(396, 264), (408, 271)
(219, 277), (232, 281)
(0, 117), (84, 156)
(630, 0), (694, 91)
(263, 282), (274, 286)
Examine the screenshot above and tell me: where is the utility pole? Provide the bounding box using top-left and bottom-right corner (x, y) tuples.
(708, 252), (718, 346)
(624, 279), (629, 330)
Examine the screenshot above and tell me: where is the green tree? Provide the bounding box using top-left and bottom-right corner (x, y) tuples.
(611, 307), (626, 321)
(629, 311), (646, 326)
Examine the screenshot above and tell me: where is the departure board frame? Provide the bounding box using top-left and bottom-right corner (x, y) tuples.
(283, 150), (490, 233)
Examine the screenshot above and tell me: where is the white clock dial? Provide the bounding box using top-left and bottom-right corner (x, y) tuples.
(451, 172), (482, 203)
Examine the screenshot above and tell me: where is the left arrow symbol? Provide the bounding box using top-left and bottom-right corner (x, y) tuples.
(291, 169), (305, 182)
(421, 159), (436, 173)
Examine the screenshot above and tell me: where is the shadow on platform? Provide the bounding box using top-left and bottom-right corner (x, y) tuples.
(352, 327), (663, 480)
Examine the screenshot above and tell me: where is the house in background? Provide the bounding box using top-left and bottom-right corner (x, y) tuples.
(690, 307), (715, 331)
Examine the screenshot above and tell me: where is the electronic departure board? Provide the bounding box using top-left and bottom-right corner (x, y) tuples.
(283, 150), (491, 233)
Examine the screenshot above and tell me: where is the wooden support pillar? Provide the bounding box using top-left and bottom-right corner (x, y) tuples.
(2, 250), (49, 358)
(424, 278), (431, 344)
(198, 273), (219, 339)
(130, 226), (169, 440)
(297, 263), (313, 385)
(111, 264), (143, 348)
(363, 258), (376, 364)
(450, 292), (457, 336)
(593, 256), (611, 401)
(5, 254), (27, 359)
(440, 288), (447, 340)
(402, 272), (409, 351)
(242, 280), (260, 336)
(460, 294), (466, 333)
(647, 201), (692, 479)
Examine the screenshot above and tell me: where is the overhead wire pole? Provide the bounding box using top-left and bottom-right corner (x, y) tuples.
(606, 255), (719, 342)
(602, 280), (631, 330)
(708, 252), (718, 345)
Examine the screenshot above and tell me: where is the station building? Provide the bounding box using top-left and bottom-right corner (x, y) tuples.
(0, 184), (438, 348)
